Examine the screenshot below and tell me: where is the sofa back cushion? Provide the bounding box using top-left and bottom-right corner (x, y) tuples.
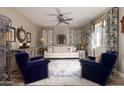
(15, 52), (29, 69)
(52, 46), (61, 53)
(100, 53), (117, 69)
(51, 46), (76, 53)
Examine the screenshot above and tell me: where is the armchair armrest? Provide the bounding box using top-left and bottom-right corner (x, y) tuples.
(88, 56), (96, 60)
(21, 59), (48, 75)
(43, 58), (50, 63)
(28, 59), (49, 67)
(30, 56), (44, 61)
(80, 59), (97, 64)
(81, 61), (107, 71)
(80, 59), (106, 70)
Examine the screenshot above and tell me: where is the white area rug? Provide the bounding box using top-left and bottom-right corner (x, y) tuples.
(25, 59), (98, 86)
(49, 59), (81, 77)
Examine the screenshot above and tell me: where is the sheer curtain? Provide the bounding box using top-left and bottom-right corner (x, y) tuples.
(94, 21), (103, 48)
(93, 21), (107, 57)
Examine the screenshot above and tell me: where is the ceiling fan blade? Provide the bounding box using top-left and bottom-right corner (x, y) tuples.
(63, 12), (72, 15)
(56, 8), (61, 14)
(64, 18), (73, 21)
(63, 21), (69, 25)
(56, 22), (61, 25)
(48, 14), (58, 16)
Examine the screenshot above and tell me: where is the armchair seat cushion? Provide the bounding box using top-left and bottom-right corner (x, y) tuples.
(80, 59), (105, 69)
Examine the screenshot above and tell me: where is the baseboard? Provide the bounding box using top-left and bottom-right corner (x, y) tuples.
(119, 71), (124, 78)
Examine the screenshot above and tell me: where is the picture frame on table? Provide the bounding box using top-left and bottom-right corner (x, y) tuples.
(26, 32), (31, 43)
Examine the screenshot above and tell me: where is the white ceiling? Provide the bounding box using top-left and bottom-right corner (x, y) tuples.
(16, 7), (107, 26)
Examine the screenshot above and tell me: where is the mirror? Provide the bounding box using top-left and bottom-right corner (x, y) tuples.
(17, 27), (26, 43)
(57, 34), (66, 44)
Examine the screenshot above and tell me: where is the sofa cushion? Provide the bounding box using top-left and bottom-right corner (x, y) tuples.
(52, 46), (62, 53)
(48, 46), (53, 53)
(95, 56), (101, 63)
(48, 46), (77, 53)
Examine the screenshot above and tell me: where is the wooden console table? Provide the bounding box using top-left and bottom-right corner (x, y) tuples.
(10, 48), (38, 80)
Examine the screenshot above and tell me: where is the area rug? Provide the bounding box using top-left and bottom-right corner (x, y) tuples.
(6, 59), (124, 86)
(49, 59), (81, 77)
(25, 59), (99, 86)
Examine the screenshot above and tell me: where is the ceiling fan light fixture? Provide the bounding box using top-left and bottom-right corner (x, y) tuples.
(48, 8), (73, 25)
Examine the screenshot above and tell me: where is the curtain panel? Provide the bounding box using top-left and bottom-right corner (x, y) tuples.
(42, 28), (53, 48)
(69, 28), (82, 48)
(85, 7), (119, 70)
(85, 24), (94, 57)
(105, 7), (119, 52)
(86, 7), (119, 57)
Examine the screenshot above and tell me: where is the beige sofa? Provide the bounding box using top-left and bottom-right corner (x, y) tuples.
(44, 46), (79, 58)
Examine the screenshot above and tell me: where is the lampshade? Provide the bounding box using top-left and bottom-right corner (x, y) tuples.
(40, 37), (45, 42)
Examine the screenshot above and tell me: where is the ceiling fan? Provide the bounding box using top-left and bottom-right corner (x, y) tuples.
(48, 8), (73, 25)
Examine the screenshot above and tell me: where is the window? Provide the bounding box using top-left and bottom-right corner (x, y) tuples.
(102, 20), (106, 47)
(92, 19), (106, 48)
(94, 21), (102, 48)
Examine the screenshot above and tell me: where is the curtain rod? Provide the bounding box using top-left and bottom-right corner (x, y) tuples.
(92, 7), (111, 21)
(85, 7), (113, 26)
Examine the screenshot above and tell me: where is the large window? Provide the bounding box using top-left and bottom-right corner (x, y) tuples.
(92, 19), (106, 49)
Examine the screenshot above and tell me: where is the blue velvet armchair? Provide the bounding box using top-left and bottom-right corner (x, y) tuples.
(15, 52), (50, 84)
(79, 51), (117, 85)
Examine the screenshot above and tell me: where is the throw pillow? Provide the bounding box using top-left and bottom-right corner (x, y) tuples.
(48, 47), (53, 53)
(95, 56), (101, 63)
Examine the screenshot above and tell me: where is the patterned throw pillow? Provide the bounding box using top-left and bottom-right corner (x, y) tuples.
(95, 56), (101, 63)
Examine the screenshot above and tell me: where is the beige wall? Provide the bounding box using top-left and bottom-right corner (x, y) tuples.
(0, 7), (41, 49)
(119, 7), (124, 75)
